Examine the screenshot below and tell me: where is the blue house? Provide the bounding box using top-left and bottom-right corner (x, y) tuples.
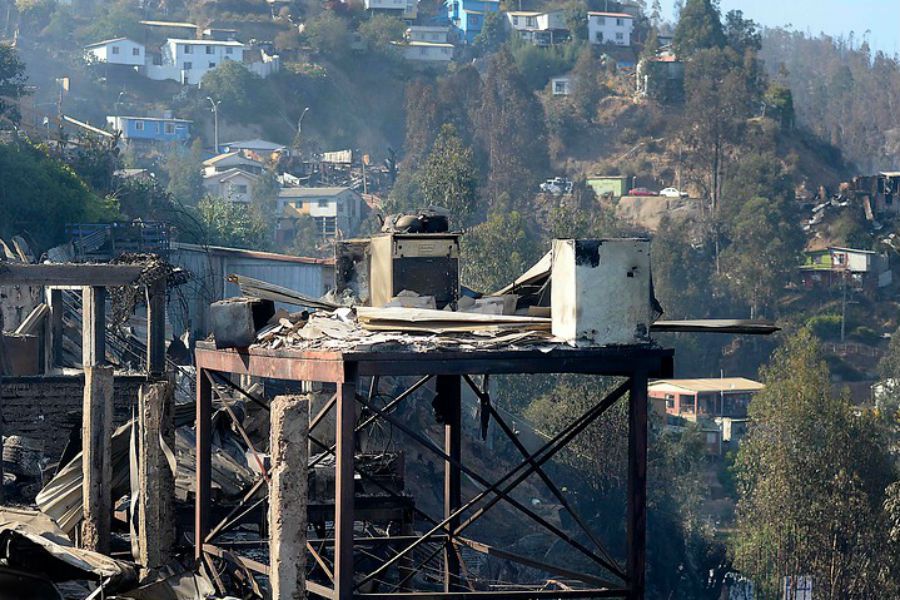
(446, 0), (500, 44)
(106, 115), (192, 144)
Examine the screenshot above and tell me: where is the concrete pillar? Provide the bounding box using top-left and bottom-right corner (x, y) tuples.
(136, 381), (175, 570)
(270, 395), (310, 600)
(81, 365), (113, 553)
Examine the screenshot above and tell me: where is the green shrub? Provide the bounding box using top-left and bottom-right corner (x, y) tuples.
(806, 314), (842, 340)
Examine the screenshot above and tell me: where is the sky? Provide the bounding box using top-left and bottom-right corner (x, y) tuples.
(662, 0), (899, 57)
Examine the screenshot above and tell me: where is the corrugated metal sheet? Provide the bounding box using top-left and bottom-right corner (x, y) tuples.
(168, 244), (333, 339)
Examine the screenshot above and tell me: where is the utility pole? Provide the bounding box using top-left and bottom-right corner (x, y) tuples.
(840, 271), (847, 343)
(206, 97), (220, 153)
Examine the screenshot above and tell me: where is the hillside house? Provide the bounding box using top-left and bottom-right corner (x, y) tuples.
(587, 11), (633, 46)
(587, 175), (629, 198)
(146, 39), (245, 85)
(505, 10), (568, 46)
(447, 0), (500, 44)
(220, 139), (289, 159)
(364, 0), (418, 20)
(398, 41), (454, 64)
(649, 378), (764, 421)
(277, 187), (365, 241)
(801, 246), (893, 291)
(84, 38), (146, 67)
(406, 26), (451, 43)
(203, 151), (265, 176)
(850, 172), (900, 215)
(106, 115), (192, 144)
(650, 378), (764, 456)
(203, 168), (259, 204)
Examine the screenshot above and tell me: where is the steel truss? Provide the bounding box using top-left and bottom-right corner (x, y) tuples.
(194, 342), (673, 600)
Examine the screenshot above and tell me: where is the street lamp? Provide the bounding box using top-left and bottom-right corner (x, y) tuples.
(206, 96), (221, 153)
(295, 106), (310, 150)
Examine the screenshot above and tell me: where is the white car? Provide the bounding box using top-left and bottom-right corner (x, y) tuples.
(660, 187), (688, 198)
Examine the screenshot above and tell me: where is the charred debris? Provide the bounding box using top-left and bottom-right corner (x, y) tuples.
(0, 211), (775, 600)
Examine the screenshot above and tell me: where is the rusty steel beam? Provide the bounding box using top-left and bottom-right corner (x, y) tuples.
(334, 363), (358, 600)
(195, 346), (347, 382)
(356, 589), (627, 599)
(627, 372), (649, 600)
(195, 369), (213, 561)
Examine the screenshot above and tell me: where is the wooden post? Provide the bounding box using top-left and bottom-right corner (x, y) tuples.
(146, 279), (166, 376)
(82, 365), (113, 553)
(627, 372), (649, 600)
(82, 286), (106, 367)
(334, 363), (357, 600)
(45, 288), (63, 372)
(439, 374), (462, 592)
(195, 368), (212, 561)
(270, 395), (310, 600)
(136, 381), (175, 570)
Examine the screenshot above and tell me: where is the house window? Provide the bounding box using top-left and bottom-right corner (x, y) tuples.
(554, 81), (567, 94)
(616, 18), (624, 26)
(665, 394), (675, 410)
(616, 32), (624, 40)
(233, 184), (248, 194)
(226, 47), (233, 55)
(596, 16), (605, 25)
(318, 199), (329, 207)
(209, 62), (216, 68)
(705, 432), (718, 445)
(512, 15), (519, 25)
(419, 47), (427, 55)
(293, 200), (304, 208)
(132, 47), (140, 56)
(469, 15), (479, 26)
(165, 123), (175, 134)
(134, 120), (144, 131)
(111, 46), (120, 54)
(184, 45), (193, 54)
(595, 31), (603, 42)
(526, 16), (536, 27)
(184, 61), (192, 70)
(206, 45), (214, 54)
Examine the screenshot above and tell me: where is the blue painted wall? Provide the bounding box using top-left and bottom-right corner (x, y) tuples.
(121, 118), (191, 142)
(446, 0), (499, 43)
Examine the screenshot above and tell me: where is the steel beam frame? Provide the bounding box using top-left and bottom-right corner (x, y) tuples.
(194, 342), (671, 600)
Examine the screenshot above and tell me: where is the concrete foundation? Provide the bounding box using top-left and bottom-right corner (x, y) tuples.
(81, 365), (113, 553)
(269, 394), (310, 600)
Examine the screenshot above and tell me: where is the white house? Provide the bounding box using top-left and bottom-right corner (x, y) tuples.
(587, 11), (633, 46)
(84, 38), (146, 67)
(364, 0), (417, 20)
(202, 151), (265, 176)
(406, 25), (450, 43)
(203, 168), (259, 204)
(147, 39), (246, 85)
(398, 40), (454, 64)
(277, 187), (365, 239)
(505, 10), (567, 45)
(550, 75), (571, 96)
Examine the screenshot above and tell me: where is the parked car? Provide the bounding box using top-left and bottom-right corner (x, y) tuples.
(660, 187), (688, 198)
(628, 187), (658, 197)
(540, 177), (574, 195)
